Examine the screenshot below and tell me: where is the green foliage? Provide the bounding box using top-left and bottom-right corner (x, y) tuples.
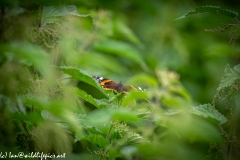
(83, 134), (109, 148)
(60, 66), (105, 94)
(41, 5), (90, 27)
(70, 87), (105, 109)
(190, 104), (227, 124)
(1, 1), (240, 160)
(94, 39), (148, 71)
(217, 64), (240, 91)
(175, 5), (238, 20)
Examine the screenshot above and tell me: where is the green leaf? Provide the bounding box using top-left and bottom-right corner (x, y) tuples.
(59, 66), (106, 95)
(113, 17), (144, 48)
(41, 5), (90, 27)
(121, 90), (147, 106)
(233, 64), (240, 73)
(175, 5), (238, 20)
(11, 112), (44, 123)
(70, 87), (106, 109)
(83, 134), (109, 148)
(126, 132), (143, 144)
(190, 104), (227, 124)
(6, 6), (26, 16)
(94, 39), (148, 71)
(87, 108), (139, 126)
(217, 64), (240, 91)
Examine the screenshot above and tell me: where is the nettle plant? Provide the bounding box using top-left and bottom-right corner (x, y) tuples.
(0, 4), (239, 160)
(176, 5), (240, 160)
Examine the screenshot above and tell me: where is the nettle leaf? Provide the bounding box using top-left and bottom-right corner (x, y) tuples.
(233, 64), (240, 73)
(41, 5), (90, 27)
(126, 132), (143, 144)
(87, 108), (139, 126)
(190, 104), (227, 124)
(175, 5), (238, 20)
(83, 134), (109, 148)
(70, 87), (107, 109)
(94, 39), (148, 71)
(217, 64), (240, 91)
(59, 66), (105, 95)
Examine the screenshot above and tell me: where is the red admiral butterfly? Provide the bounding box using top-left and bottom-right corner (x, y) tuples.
(92, 76), (143, 93)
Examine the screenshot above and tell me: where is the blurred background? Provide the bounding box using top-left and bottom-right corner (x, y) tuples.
(1, 0), (239, 103)
(1, 0), (240, 160)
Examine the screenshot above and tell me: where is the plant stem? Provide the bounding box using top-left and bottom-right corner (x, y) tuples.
(38, 6), (43, 28)
(226, 95), (240, 160)
(100, 121), (115, 160)
(106, 121), (114, 141)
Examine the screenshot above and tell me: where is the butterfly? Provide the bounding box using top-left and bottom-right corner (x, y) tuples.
(92, 76), (143, 93)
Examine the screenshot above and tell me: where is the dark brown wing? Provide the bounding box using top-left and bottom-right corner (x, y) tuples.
(92, 76), (120, 92)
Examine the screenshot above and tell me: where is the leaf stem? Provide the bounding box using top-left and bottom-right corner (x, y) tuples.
(106, 121), (114, 141)
(233, 17), (240, 24)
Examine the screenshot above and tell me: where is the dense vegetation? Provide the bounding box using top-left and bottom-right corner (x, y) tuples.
(0, 0), (240, 160)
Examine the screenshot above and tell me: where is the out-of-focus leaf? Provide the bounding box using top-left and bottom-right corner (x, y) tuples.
(175, 5), (238, 20)
(6, 6), (26, 16)
(121, 90), (147, 106)
(11, 112), (44, 123)
(59, 66), (106, 95)
(233, 64), (240, 73)
(113, 17), (144, 48)
(217, 64), (240, 91)
(83, 134), (109, 148)
(158, 111), (222, 142)
(41, 5), (90, 27)
(127, 73), (158, 87)
(138, 142), (205, 160)
(87, 108), (139, 126)
(126, 132), (143, 144)
(1, 42), (50, 75)
(162, 95), (190, 108)
(94, 40), (148, 71)
(190, 104), (227, 124)
(41, 110), (60, 121)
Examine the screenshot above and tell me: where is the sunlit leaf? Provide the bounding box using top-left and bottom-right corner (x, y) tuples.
(175, 5), (238, 20)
